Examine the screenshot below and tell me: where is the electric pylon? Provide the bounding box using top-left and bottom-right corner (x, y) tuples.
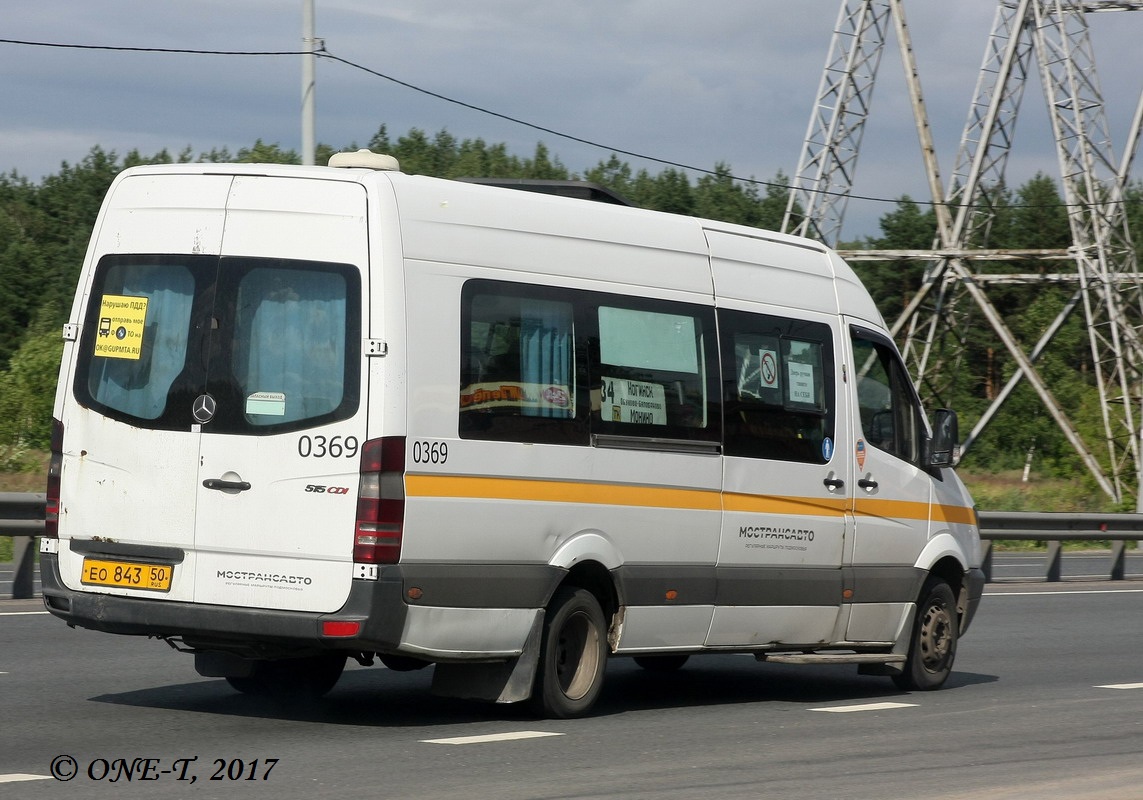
(783, 0), (1143, 505)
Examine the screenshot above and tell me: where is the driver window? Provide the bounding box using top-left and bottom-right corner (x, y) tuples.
(850, 329), (922, 464)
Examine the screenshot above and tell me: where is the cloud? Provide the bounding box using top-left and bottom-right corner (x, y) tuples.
(2, 0), (1142, 240)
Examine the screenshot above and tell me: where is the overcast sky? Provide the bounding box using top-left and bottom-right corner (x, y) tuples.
(3, 1), (1142, 240)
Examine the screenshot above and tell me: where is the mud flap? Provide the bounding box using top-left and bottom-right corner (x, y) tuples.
(430, 611), (544, 704)
(857, 601), (916, 677)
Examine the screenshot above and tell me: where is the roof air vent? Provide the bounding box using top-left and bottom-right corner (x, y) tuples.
(328, 150), (401, 171)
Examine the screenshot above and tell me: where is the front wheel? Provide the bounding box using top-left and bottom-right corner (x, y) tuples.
(530, 587), (608, 718)
(893, 578), (958, 691)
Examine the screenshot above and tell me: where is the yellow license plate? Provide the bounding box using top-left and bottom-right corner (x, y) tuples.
(81, 558), (173, 592)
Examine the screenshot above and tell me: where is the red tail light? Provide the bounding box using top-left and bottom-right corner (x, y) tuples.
(354, 436), (405, 564)
(45, 418), (63, 539)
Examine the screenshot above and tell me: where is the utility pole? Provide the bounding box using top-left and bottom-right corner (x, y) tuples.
(301, 0), (317, 166)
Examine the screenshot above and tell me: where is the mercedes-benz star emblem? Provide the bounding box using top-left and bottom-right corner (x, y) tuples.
(192, 393), (217, 424)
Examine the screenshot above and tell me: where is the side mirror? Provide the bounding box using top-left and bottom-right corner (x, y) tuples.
(928, 408), (959, 467)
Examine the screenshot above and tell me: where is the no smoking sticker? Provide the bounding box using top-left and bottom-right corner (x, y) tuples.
(759, 349), (779, 388)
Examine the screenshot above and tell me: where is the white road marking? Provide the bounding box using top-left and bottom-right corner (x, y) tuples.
(1096, 683), (1143, 690)
(422, 731), (565, 745)
(984, 589), (1143, 597)
(810, 702), (917, 713)
(0, 774), (52, 784)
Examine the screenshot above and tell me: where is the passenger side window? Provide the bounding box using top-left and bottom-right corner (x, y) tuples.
(595, 305), (712, 433)
(458, 280), (717, 446)
(719, 310), (835, 463)
(850, 328), (923, 464)
(460, 282), (586, 444)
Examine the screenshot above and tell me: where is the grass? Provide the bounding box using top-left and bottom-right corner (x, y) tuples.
(959, 470), (1121, 514)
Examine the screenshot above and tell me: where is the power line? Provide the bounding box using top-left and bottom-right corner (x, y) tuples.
(0, 36), (1133, 214)
(3, 36), (764, 187)
(0, 37), (302, 57)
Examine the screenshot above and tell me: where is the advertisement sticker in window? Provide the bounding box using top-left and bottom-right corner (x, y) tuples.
(94, 294), (148, 361)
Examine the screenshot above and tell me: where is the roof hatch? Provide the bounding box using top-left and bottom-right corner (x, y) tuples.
(328, 150), (401, 171)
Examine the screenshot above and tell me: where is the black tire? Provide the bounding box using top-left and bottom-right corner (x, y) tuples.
(530, 587), (608, 719)
(226, 653), (346, 699)
(633, 654), (690, 672)
(893, 578), (958, 691)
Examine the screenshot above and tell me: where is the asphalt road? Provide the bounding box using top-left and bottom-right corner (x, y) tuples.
(2, 576), (1143, 799)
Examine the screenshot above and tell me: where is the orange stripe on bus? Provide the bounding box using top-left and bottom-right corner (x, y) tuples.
(405, 474), (722, 510)
(724, 492), (847, 515)
(405, 474), (975, 526)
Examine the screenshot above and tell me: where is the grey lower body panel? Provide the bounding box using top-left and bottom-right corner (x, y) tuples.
(613, 564), (927, 607)
(40, 554), (565, 658)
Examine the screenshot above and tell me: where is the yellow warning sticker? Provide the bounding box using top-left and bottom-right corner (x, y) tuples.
(94, 295), (148, 360)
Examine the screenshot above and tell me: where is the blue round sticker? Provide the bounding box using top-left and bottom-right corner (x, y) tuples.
(822, 437), (834, 460)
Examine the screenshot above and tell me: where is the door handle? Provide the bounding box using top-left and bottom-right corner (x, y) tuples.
(857, 477), (879, 490)
(823, 477), (845, 490)
(203, 478), (252, 492)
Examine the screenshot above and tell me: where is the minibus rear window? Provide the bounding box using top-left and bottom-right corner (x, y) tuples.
(74, 254), (360, 433)
(81, 258), (201, 421)
(231, 266), (351, 426)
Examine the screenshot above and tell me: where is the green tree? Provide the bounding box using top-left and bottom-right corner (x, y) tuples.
(0, 319), (64, 469)
(853, 196), (935, 318)
(236, 140), (299, 164)
(0, 183), (43, 370)
(694, 163), (755, 225)
(584, 154), (635, 201)
(756, 172), (793, 231)
(521, 143), (568, 180)
(646, 168), (694, 216)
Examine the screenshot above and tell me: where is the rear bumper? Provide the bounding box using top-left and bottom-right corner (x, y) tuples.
(41, 553), (408, 656)
(40, 553), (563, 660)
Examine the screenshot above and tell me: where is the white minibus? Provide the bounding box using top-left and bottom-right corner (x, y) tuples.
(42, 151), (984, 718)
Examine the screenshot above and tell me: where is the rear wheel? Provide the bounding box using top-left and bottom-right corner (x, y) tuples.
(633, 654), (690, 672)
(530, 587), (608, 718)
(893, 578), (958, 691)
(226, 653), (346, 699)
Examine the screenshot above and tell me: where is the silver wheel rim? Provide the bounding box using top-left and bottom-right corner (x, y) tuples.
(918, 600), (954, 674)
(555, 609), (601, 700)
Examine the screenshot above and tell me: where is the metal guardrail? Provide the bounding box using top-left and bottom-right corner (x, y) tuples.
(0, 492), (46, 600)
(2, 496), (1141, 599)
(978, 510), (1143, 582)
